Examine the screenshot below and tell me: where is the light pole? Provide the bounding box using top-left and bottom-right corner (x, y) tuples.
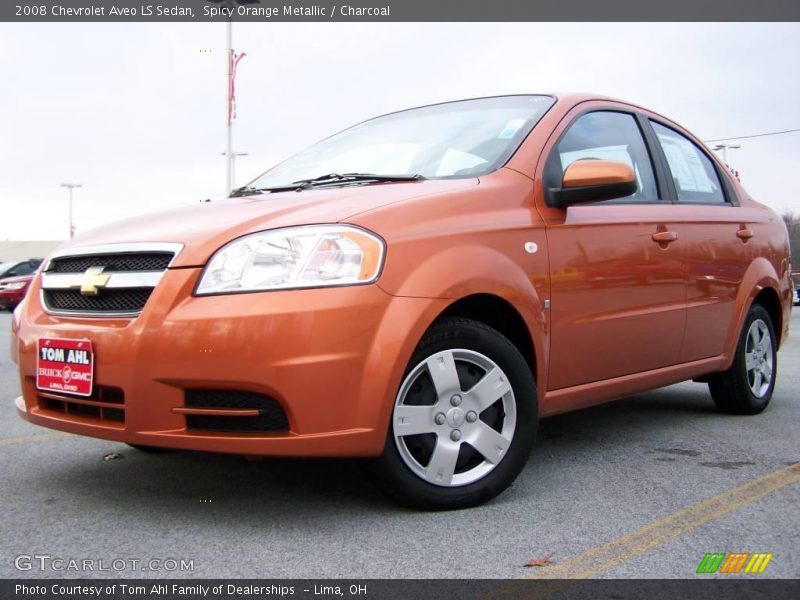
(712, 143), (741, 164)
(206, 0), (259, 195)
(221, 151), (249, 187)
(225, 17), (233, 195)
(60, 183), (82, 238)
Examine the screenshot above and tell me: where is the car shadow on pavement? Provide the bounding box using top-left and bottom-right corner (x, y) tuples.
(538, 383), (717, 440)
(35, 382), (723, 518)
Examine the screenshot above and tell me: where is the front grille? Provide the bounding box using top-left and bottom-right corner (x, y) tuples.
(42, 247), (178, 317)
(49, 253), (173, 273)
(38, 385), (126, 424)
(185, 390), (289, 433)
(44, 288), (153, 313)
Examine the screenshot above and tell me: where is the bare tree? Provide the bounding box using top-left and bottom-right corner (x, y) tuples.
(784, 211), (800, 276)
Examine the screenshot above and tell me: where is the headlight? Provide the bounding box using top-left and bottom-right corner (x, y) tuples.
(196, 225), (385, 295)
(4, 282), (27, 290)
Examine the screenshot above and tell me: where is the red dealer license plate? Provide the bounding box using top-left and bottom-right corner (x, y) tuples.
(36, 338), (94, 397)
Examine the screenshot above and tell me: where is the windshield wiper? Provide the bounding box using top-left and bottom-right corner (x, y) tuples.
(292, 172), (426, 187)
(229, 183), (308, 197)
(229, 172), (425, 198)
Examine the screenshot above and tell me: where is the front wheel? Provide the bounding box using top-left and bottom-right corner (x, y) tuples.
(370, 317), (537, 510)
(708, 304), (777, 415)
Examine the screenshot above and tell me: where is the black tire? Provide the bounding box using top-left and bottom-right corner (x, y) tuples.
(708, 304), (777, 415)
(369, 317), (537, 510)
(126, 443), (174, 454)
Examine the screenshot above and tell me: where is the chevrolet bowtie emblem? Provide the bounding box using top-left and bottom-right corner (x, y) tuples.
(79, 266), (111, 296)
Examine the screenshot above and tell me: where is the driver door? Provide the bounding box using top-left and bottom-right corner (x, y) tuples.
(540, 109), (687, 391)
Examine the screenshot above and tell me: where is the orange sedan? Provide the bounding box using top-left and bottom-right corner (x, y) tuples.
(11, 95), (792, 509)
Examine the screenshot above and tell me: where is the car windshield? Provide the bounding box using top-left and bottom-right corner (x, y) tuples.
(249, 95), (555, 190)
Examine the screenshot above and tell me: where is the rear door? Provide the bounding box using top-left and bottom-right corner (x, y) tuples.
(538, 108), (687, 391)
(647, 120), (753, 361)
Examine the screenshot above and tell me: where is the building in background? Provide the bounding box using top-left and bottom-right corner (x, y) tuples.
(0, 241), (62, 263)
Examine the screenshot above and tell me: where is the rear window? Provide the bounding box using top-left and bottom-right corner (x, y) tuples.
(651, 121), (726, 204)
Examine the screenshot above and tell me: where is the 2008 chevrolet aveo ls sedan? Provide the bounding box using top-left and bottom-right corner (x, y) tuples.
(12, 94), (792, 509)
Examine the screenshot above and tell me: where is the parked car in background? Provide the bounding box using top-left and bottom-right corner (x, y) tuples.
(0, 259), (42, 280)
(0, 274), (36, 311)
(0, 259), (42, 310)
(10, 95), (793, 509)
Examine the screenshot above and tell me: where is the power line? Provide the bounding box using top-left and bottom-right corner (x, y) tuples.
(704, 128), (800, 143)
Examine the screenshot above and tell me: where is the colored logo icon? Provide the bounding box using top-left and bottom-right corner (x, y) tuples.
(696, 552), (773, 574)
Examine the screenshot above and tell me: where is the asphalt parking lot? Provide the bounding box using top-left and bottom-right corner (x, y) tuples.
(0, 310), (797, 579)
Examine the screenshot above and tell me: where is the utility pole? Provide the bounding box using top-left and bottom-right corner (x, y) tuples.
(225, 18), (233, 196)
(221, 151), (249, 188)
(206, 0), (257, 195)
(60, 183), (82, 239)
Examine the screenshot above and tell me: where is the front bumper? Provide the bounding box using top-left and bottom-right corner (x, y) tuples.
(14, 267), (446, 456)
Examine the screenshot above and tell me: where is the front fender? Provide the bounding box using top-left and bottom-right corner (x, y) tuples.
(375, 242), (550, 411)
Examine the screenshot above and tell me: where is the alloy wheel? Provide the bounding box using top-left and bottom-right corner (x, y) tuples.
(392, 348), (516, 487)
(744, 318), (774, 398)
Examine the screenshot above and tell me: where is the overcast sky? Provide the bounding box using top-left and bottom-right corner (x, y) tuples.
(1, 22), (799, 240)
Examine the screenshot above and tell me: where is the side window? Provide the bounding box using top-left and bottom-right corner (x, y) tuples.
(650, 122), (726, 204)
(8, 262), (36, 277)
(18, 262), (37, 275)
(551, 111), (658, 201)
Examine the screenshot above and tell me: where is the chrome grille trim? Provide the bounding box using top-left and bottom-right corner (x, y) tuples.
(40, 242), (184, 318)
(43, 242), (184, 270)
(41, 271), (165, 289)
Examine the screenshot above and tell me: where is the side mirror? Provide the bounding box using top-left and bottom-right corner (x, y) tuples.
(551, 159), (638, 207)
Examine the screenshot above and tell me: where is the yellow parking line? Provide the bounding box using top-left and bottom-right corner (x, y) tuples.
(526, 461), (800, 580)
(0, 432), (68, 447)
(480, 462), (800, 600)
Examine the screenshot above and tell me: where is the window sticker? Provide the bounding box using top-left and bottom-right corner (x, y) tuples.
(498, 118), (528, 139)
(658, 134), (714, 193)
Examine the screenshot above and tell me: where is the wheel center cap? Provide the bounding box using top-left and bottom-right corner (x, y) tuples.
(446, 407), (466, 428)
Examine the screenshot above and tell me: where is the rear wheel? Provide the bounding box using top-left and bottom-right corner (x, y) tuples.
(708, 304), (777, 415)
(370, 317), (537, 510)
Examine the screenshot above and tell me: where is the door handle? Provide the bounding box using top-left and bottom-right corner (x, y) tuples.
(736, 228), (754, 240)
(651, 231), (678, 243)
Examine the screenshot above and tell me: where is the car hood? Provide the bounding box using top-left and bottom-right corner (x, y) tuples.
(50, 179), (478, 267)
